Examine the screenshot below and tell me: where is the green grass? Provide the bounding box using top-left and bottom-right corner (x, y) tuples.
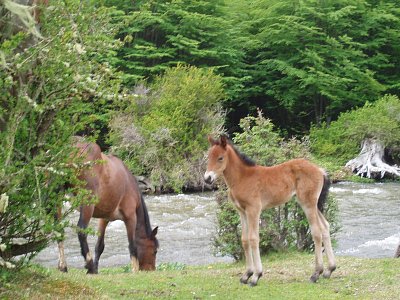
(1, 252), (399, 299)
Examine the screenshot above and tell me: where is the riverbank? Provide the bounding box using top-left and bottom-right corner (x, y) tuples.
(2, 252), (399, 299)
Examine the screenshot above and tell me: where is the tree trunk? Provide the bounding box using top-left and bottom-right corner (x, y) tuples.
(345, 138), (400, 179)
(395, 243), (400, 258)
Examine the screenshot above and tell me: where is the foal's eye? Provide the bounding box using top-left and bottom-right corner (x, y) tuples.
(218, 156), (224, 161)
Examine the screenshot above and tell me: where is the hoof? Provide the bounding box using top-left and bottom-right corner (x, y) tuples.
(58, 266), (68, 273)
(323, 271), (331, 279)
(248, 272), (262, 287)
(239, 277), (249, 284)
(239, 271), (253, 284)
(323, 266), (336, 279)
(248, 281), (258, 287)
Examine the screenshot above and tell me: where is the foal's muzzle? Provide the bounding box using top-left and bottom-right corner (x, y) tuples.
(204, 171), (216, 184)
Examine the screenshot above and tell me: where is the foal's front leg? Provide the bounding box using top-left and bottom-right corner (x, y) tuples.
(238, 210), (253, 284)
(77, 205), (95, 274)
(246, 208), (263, 286)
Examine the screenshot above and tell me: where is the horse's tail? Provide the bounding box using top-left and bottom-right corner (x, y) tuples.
(317, 172), (331, 213)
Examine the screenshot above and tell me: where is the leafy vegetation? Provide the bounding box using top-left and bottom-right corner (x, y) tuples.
(0, 0), (122, 266)
(310, 95), (400, 165)
(109, 65), (225, 192)
(2, 0), (400, 275)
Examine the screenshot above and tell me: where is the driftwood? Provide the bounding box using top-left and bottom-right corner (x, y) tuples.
(395, 243), (400, 258)
(346, 138), (400, 179)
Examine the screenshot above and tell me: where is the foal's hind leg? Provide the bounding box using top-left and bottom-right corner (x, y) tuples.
(77, 205), (95, 274)
(302, 207), (324, 283)
(318, 211), (336, 278)
(93, 218), (109, 274)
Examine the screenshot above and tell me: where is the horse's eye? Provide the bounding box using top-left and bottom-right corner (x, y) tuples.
(218, 156), (224, 161)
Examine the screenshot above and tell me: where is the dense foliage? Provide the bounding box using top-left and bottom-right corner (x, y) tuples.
(0, 0), (122, 267)
(224, 0), (400, 133)
(1, 0), (400, 267)
(213, 112), (339, 260)
(102, 0), (400, 134)
(310, 94), (400, 165)
(109, 65), (225, 192)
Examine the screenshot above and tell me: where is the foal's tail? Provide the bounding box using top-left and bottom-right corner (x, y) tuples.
(317, 172), (331, 213)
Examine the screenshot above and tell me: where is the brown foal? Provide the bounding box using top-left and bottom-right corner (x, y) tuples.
(204, 135), (336, 286)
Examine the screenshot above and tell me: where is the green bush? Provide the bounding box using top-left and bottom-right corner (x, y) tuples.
(213, 111), (339, 260)
(109, 65), (226, 192)
(310, 94), (400, 165)
(0, 0), (122, 267)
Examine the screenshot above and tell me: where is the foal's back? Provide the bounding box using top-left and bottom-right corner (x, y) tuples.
(251, 158), (325, 209)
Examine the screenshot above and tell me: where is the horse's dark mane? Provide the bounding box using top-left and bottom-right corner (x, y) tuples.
(227, 139), (256, 167)
(119, 160), (159, 247)
(140, 194), (159, 247)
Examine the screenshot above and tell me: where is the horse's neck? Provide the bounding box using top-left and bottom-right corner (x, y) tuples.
(223, 146), (251, 188)
(135, 198), (150, 241)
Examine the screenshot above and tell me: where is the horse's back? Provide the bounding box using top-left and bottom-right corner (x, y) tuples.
(73, 139), (140, 220)
(252, 159), (325, 208)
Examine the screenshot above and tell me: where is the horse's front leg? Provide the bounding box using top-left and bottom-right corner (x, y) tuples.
(246, 207), (263, 286)
(124, 217), (139, 272)
(77, 205), (95, 274)
(238, 209), (253, 284)
(93, 218), (109, 274)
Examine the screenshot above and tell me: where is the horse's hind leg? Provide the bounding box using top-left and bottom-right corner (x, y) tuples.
(77, 205), (95, 274)
(124, 217), (139, 272)
(55, 207), (68, 272)
(93, 218), (109, 274)
(57, 241), (68, 272)
(318, 211), (336, 278)
(302, 206), (324, 283)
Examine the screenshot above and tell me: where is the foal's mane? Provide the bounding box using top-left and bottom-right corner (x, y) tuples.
(226, 139), (256, 167)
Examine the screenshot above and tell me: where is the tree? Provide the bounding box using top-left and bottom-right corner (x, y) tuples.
(0, 0), (122, 266)
(224, 0), (400, 134)
(310, 95), (400, 179)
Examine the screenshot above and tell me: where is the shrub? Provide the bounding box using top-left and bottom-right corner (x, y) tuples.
(109, 65), (226, 192)
(310, 94), (400, 165)
(213, 111), (339, 260)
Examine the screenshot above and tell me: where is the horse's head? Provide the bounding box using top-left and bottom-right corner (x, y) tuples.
(138, 226), (159, 271)
(204, 135), (229, 185)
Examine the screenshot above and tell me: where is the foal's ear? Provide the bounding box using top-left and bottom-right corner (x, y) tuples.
(220, 135), (228, 148)
(208, 135), (217, 145)
(151, 226), (158, 239)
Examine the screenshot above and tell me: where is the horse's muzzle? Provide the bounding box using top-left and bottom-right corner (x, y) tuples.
(204, 171), (216, 184)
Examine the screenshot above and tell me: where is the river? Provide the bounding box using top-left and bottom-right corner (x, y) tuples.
(34, 182), (400, 269)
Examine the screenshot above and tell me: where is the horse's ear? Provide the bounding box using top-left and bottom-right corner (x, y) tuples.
(151, 226), (158, 239)
(220, 135), (227, 148)
(208, 135), (217, 145)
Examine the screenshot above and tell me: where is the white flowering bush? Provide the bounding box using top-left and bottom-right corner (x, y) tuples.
(0, 0), (122, 267)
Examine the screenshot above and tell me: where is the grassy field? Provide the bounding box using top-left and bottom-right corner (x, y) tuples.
(1, 252), (399, 299)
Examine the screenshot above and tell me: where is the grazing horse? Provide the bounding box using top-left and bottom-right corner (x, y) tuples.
(204, 135), (336, 286)
(57, 140), (159, 273)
